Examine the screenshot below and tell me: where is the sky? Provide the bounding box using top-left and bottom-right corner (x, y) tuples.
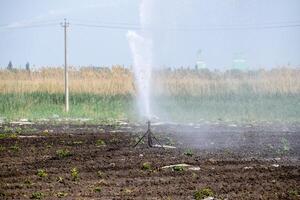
(0, 0), (299, 69)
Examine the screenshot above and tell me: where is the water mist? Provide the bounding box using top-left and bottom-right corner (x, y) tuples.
(127, 0), (154, 120)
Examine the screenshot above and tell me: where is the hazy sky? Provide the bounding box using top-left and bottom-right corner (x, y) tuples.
(0, 0), (299, 69)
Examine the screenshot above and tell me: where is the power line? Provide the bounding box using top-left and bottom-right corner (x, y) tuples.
(72, 23), (139, 30)
(70, 18), (139, 26)
(0, 19), (62, 31)
(0, 19), (300, 32)
(71, 18), (300, 27)
(0, 22), (59, 30)
(71, 22), (300, 31)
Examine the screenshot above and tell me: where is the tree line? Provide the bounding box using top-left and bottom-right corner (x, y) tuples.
(6, 61), (30, 71)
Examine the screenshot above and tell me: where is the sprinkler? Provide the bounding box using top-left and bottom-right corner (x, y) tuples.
(133, 120), (164, 148)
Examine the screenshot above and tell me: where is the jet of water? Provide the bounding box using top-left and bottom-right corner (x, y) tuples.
(127, 0), (155, 120)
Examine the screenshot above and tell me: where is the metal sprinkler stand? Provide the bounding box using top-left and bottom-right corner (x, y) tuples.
(133, 120), (164, 148)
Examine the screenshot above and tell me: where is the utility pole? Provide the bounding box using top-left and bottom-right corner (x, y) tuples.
(61, 19), (69, 112)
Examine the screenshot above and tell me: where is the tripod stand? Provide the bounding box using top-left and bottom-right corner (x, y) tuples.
(133, 120), (164, 148)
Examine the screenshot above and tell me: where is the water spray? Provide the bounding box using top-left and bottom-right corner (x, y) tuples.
(127, 0), (165, 148)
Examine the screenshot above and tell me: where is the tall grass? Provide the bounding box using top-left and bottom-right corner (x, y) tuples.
(0, 66), (299, 122)
(0, 92), (136, 121)
(0, 67), (299, 96)
(153, 68), (300, 96)
(0, 66), (134, 95)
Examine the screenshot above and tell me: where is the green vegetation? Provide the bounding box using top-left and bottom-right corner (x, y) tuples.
(96, 139), (106, 147)
(57, 176), (64, 183)
(10, 143), (20, 152)
(37, 169), (48, 178)
(71, 167), (79, 181)
(184, 149), (194, 157)
(275, 137), (292, 156)
(73, 141), (83, 145)
(56, 149), (72, 158)
(122, 188), (132, 195)
(153, 94), (300, 123)
(15, 127), (22, 134)
(165, 136), (175, 146)
(56, 192), (68, 198)
(0, 92), (299, 123)
(94, 187), (102, 193)
(10, 133), (18, 139)
(3, 126), (13, 133)
(0, 92), (135, 122)
(0, 134), (9, 140)
(141, 162), (152, 171)
(31, 192), (44, 199)
(0, 191), (5, 197)
(281, 138), (290, 153)
(0, 133), (17, 139)
(97, 170), (104, 178)
(193, 188), (214, 200)
(172, 165), (185, 172)
(24, 179), (33, 186)
(0, 145), (6, 152)
(288, 189), (299, 197)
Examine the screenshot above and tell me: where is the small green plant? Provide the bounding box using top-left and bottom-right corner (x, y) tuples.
(24, 179), (33, 185)
(57, 176), (64, 183)
(184, 149), (193, 156)
(10, 133), (18, 139)
(3, 126), (13, 133)
(0, 191), (5, 197)
(56, 192), (68, 198)
(141, 162), (151, 171)
(94, 187), (102, 193)
(0, 145), (6, 152)
(10, 143), (20, 152)
(73, 141), (83, 145)
(172, 165), (184, 172)
(0, 133), (8, 139)
(71, 167), (79, 181)
(267, 143), (274, 150)
(276, 138), (291, 155)
(192, 172), (198, 179)
(0, 133), (17, 139)
(31, 192), (44, 199)
(193, 188), (214, 200)
(165, 137), (175, 146)
(42, 129), (49, 136)
(15, 127), (22, 134)
(288, 189), (299, 197)
(96, 139), (106, 147)
(281, 138), (290, 153)
(97, 170), (104, 178)
(122, 188), (132, 195)
(56, 149), (72, 158)
(37, 169), (48, 178)
(110, 137), (119, 144)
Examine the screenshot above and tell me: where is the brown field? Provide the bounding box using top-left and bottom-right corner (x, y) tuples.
(0, 123), (299, 200)
(0, 67), (299, 96)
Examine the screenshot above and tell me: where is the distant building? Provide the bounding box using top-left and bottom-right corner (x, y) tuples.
(195, 49), (206, 69)
(232, 53), (248, 70)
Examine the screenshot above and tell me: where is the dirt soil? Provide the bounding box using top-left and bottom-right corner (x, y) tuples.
(0, 122), (299, 200)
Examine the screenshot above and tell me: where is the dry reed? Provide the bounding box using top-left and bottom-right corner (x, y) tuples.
(0, 66), (299, 96)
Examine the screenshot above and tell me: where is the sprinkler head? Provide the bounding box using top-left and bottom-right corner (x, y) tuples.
(133, 119), (164, 149)
(147, 120), (151, 131)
